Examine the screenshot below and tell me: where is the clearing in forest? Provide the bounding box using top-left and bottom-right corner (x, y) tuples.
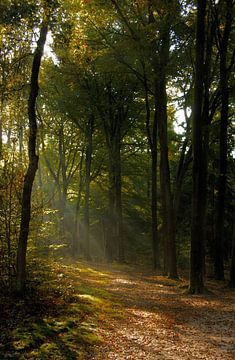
(0, 260), (234, 359)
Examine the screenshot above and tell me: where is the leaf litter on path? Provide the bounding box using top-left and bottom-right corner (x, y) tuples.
(76, 263), (235, 360)
(1, 260), (234, 360)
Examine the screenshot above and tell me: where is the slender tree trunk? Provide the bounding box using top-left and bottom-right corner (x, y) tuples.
(16, 22), (48, 295)
(73, 149), (84, 256)
(84, 115), (94, 260)
(200, 12), (216, 276)
(103, 84), (115, 261)
(214, 0), (233, 280)
(103, 83), (125, 262)
(229, 222), (235, 287)
(6, 150), (15, 280)
(115, 145), (124, 262)
(58, 124), (67, 236)
(189, 0), (207, 294)
(156, 71), (177, 278)
(157, 108), (177, 278)
(173, 142), (192, 221)
(114, 111), (125, 263)
(144, 73), (160, 269)
(59, 124), (67, 212)
(106, 149), (116, 261)
(0, 97), (3, 159)
(151, 140), (159, 269)
(106, 130), (124, 262)
(18, 125), (24, 165)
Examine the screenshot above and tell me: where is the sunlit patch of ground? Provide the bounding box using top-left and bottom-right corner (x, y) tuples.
(79, 262), (235, 360)
(0, 260), (111, 359)
(1, 259), (234, 359)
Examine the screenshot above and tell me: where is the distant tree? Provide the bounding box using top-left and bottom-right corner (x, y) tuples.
(96, 77), (133, 262)
(108, 0), (179, 276)
(83, 113), (94, 260)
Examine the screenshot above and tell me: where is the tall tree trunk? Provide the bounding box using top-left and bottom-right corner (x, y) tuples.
(103, 83), (125, 262)
(72, 148), (84, 256)
(229, 221), (235, 287)
(155, 32), (177, 279)
(105, 124), (124, 262)
(200, 10), (216, 276)
(104, 83), (115, 261)
(214, 0), (233, 280)
(115, 110), (125, 262)
(58, 123), (67, 236)
(0, 97), (3, 159)
(106, 149), (116, 261)
(157, 101), (177, 278)
(144, 72), (160, 269)
(115, 144), (124, 263)
(108, 113), (125, 262)
(189, 0), (207, 294)
(18, 124), (24, 165)
(84, 115), (94, 260)
(173, 139), (192, 222)
(16, 22), (48, 294)
(151, 136), (159, 269)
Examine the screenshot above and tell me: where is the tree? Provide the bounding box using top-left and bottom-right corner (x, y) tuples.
(143, 78), (160, 269)
(107, 0), (179, 275)
(214, 0), (234, 280)
(189, 0), (207, 294)
(93, 75), (136, 262)
(16, 17), (49, 294)
(230, 223), (235, 287)
(83, 113), (94, 260)
(7, 0), (233, 286)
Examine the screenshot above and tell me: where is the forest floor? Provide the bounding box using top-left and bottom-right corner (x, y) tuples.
(0, 259), (235, 359)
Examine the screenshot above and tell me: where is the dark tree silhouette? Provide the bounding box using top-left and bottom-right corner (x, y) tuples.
(189, 0), (207, 294)
(16, 21), (48, 294)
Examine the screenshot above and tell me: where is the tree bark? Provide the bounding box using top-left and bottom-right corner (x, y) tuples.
(103, 82), (125, 262)
(58, 123), (68, 236)
(84, 115), (94, 260)
(214, 0), (233, 280)
(155, 33), (177, 279)
(229, 222), (235, 287)
(106, 127), (124, 262)
(144, 72), (160, 269)
(146, 0), (178, 277)
(106, 147), (116, 261)
(0, 98), (3, 159)
(115, 110), (125, 262)
(72, 148), (84, 256)
(189, 0), (207, 294)
(16, 22), (48, 294)
(151, 136), (159, 269)
(157, 89), (177, 278)
(173, 141), (192, 221)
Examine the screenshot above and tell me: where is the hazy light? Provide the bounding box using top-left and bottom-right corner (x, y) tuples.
(43, 31), (59, 64)
(2, 134), (7, 144)
(174, 109), (185, 135)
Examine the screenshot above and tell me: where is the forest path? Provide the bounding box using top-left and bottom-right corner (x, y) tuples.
(62, 261), (235, 360)
(1, 260), (234, 359)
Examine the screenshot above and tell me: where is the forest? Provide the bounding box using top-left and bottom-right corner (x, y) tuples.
(0, 0), (235, 359)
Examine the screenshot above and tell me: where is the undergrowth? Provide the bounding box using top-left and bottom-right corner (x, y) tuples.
(0, 259), (107, 360)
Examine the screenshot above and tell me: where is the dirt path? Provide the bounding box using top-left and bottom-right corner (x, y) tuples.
(1, 261), (234, 359)
(71, 263), (235, 360)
